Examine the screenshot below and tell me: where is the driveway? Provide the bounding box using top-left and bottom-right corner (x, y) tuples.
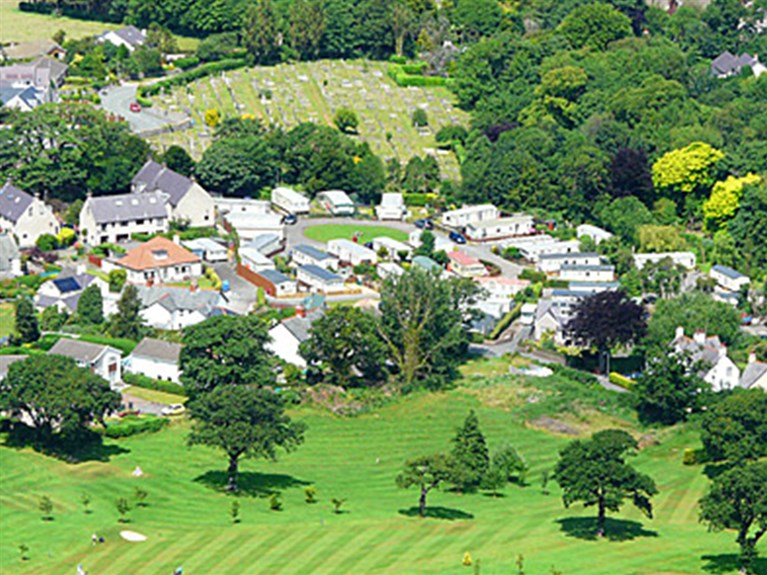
(100, 84), (187, 134)
(214, 262), (256, 315)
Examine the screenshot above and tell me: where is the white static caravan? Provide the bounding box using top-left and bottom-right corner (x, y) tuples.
(465, 214), (534, 241)
(271, 187), (310, 215)
(317, 190), (355, 216)
(371, 236), (412, 260)
(441, 204), (499, 228)
(327, 238), (377, 266)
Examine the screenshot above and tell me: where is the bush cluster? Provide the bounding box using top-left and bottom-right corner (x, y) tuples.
(103, 415), (169, 438)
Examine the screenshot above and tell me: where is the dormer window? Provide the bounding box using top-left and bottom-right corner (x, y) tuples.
(152, 249), (168, 260)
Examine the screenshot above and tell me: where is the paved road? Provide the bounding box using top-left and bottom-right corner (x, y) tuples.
(100, 84), (187, 134)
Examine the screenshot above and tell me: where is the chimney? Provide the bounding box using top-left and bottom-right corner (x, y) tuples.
(675, 325), (685, 340)
(173, 234), (181, 245)
(719, 343), (728, 359)
(693, 329), (706, 345)
(749, 351), (757, 364)
(190, 279), (197, 293)
(76, 263), (86, 275)
(295, 305), (306, 318)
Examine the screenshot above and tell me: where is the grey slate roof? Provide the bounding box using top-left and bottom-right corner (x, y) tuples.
(244, 233), (282, 255)
(0, 234), (20, 272)
(0, 86), (40, 108)
(49, 338), (117, 363)
(299, 264), (342, 282)
(0, 355), (26, 379)
(130, 337), (182, 363)
(259, 268), (293, 285)
(0, 180), (34, 224)
(712, 264), (747, 280)
(87, 191), (168, 224)
(561, 264), (614, 272)
(539, 252), (599, 260)
(281, 309), (324, 343)
(711, 51), (756, 75)
(292, 244), (334, 261)
(412, 255), (442, 272)
(137, 286), (221, 315)
(112, 25), (146, 48)
(132, 160), (194, 207)
(741, 361), (767, 389)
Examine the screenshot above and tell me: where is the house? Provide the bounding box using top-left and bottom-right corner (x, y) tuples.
(710, 264), (750, 292)
(215, 197), (272, 216)
(412, 255), (443, 274)
(0, 355), (26, 380)
(245, 233), (283, 257)
(442, 204), (499, 228)
(0, 234), (21, 279)
(447, 251), (487, 277)
(576, 224), (613, 245)
(0, 86), (42, 111)
(377, 262), (405, 279)
(266, 309), (324, 367)
(137, 286), (228, 330)
(711, 51), (765, 78)
(559, 264), (615, 283)
(376, 193), (407, 220)
(252, 268), (298, 297)
(672, 326), (741, 392)
(131, 160), (215, 228)
(317, 190), (355, 216)
(296, 264), (345, 293)
(109, 236), (202, 285)
(633, 252), (696, 270)
(0, 56), (67, 98)
(474, 276), (530, 299)
(465, 214), (534, 241)
(182, 237), (229, 262)
(48, 338), (122, 389)
(0, 180), (59, 248)
(2, 39), (67, 61)
(223, 212), (284, 241)
(271, 187), (310, 215)
(35, 271), (109, 313)
(239, 245), (275, 273)
(79, 191), (169, 246)
(533, 300), (568, 344)
(741, 352), (767, 391)
(520, 302), (537, 326)
(371, 236), (411, 260)
(327, 239), (377, 266)
(290, 244), (338, 269)
(713, 290), (741, 307)
(538, 252), (603, 274)
(97, 25), (146, 52)
(125, 337), (182, 383)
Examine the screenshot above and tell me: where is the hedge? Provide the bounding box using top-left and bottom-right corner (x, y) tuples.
(608, 372), (636, 390)
(488, 303), (522, 340)
(402, 193), (438, 207)
(549, 363), (600, 387)
(103, 415), (169, 438)
(136, 95), (153, 108)
(386, 63), (449, 88)
(174, 56), (200, 70)
(122, 372), (188, 397)
(139, 58), (247, 98)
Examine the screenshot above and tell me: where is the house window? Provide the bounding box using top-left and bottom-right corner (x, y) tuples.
(136, 219), (144, 225)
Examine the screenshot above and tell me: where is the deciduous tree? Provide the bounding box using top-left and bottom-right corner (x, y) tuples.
(700, 389), (767, 463)
(396, 453), (452, 516)
(558, 3), (633, 50)
(14, 298), (39, 344)
(108, 284), (143, 340)
(76, 284), (104, 325)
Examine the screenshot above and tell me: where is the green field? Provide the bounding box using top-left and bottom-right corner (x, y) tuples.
(147, 60), (467, 180)
(122, 386), (186, 405)
(0, 362), (750, 575)
(304, 224), (409, 246)
(0, 302), (13, 338)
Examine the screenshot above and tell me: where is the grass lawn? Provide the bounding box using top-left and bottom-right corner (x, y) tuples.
(304, 223), (408, 245)
(0, 366), (749, 575)
(122, 386), (186, 405)
(0, 302), (13, 338)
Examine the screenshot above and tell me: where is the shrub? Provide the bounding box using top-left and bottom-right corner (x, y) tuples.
(304, 486), (317, 504)
(36, 234), (58, 252)
(488, 303), (522, 340)
(56, 228), (76, 247)
(269, 493), (282, 511)
(103, 415), (169, 438)
(608, 372), (635, 390)
(122, 372), (188, 397)
(412, 108), (428, 128)
(682, 448), (697, 466)
(334, 108), (359, 134)
(402, 193), (437, 207)
(174, 56), (200, 70)
(520, 269), (546, 283)
(136, 95), (153, 108)
(204, 108), (221, 128)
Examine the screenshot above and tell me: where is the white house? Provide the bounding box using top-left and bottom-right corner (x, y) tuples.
(442, 204), (499, 228)
(296, 264), (346, 293)
(474, 276), (530, 299)
(0, 233), (21, 279)
(109, 236), (202, 285)
(97, 25), (146, 52)
(710, 265), (750, 292)
(538, 252), (603, 274)
(48, 338), (122, 389)
(35, 271), (109, 314)
(131, 160), (215, 228)
(138, 286), (228, 331)
(182, 237), (229, 262)
(376, 193), (407, 220)
(0, 86), (43, 111)
(0, 180), (59, 248)
(126, 337), (182, 383)
(290, 244), (338, 270)
(465, 214), (534, 241)
(673, 327), (741, 392)
(520, 302), (537, 326)
(327, 239), (377, 266)
(79, 191), (169, 246)
(271, 187), (310, 215)
(371, 236), (411, 260)
(634, 252), (696, 270)
(447, 251), (487, 277)
(533, 300), (568, 344)
(317, 190), (355, 216)
(577, 224), (613, 245)
(240, 245), (275, 273)
(256, 268), (298, 297)
(223, 212), (284, 241)
(516, 239), (581, 263)
(741, 352), (767, 391)
(559, 264), (615, 283)
(266, 309), (324, 367)
(0, 56), (67, 104)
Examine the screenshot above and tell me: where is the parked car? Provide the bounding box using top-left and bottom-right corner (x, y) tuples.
(161, 403), (186, 416)
(283, 214), (298, 225)
(415, 218), (433, 230)
(449, 231), (467, 244)
(129, 102), (141, 113)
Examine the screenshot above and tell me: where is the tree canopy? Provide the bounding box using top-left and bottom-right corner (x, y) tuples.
(700, 389), (767, 463)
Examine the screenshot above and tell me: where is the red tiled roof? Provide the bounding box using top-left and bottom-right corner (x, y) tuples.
(116, 236), (200, 271)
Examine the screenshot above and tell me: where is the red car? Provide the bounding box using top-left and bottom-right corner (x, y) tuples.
(129, 102), (141, 113)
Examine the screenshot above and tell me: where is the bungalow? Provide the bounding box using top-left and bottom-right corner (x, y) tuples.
(442, 204), (499, 228)
(371, 236), (411, 260)
(412, 255), (443, 274)
(35, 271), (109, 314)
(538, 252), (603, 274)
(0, 180), (59, 248)
(239, 245), (275, 273)
(266, 309), (324, 367)
(0, 234), (21, 279)
(559, 264), (615, 283)
(97, 25), (146, 52)
(327, 238), (377, 266)
(633, 252), (696, 270)
(376, 193), (407, 220)
(710, 264), (750, 292)
(447, 251), (487, 278)
(271, 187), (310, 215)
(317, 190), (355, 216)
(182, 237), (228, 262)
(137, 286), (228, 330)
(131, 160), (215, 228)
(253, 268), (297, 297)
(290, 244), (338, 270)
(673, 327), (741, 392)
(48, 338), (122, 389)
(474, 276), (530, 299)
(3, 39), (67, 61)
(741, 352), (767, 391)
(223, 212), (284, 241)
(710, 51), (765, 78)
(109, 236), (202, 285)
(377, 262), (405, 279)
(125, 337), (182, 383)
(79, 191), (169, 246)
(576, 224), (613, 245)
(0, 86), (42, 111)
(296, 264), (345, 293)
(465, 214), (534, 241)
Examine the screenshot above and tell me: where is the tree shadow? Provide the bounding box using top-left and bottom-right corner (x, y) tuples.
(701, 554), (767, 575)
(2, 425), (130, 463)
(556, 517), (658, 542)
(194, 471), (310, 498)
(703, 462), (735, 480)
(398, 506), (475, 521)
